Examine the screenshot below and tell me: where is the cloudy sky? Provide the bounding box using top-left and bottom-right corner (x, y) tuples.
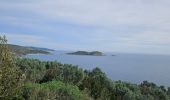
(0, 0), (170, 54)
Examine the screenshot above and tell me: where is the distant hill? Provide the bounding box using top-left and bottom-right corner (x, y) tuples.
(26, 46), (55, 51)
(67, 51), (104, 56)
(5, 44), (52, 56)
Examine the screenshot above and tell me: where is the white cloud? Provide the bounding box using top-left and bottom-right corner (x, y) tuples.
(1, 0), (170, 28)
(1, 0), (170, 54)
(1, 33), (46, 45)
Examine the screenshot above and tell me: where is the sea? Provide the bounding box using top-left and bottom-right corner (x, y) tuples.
(25, 51), (170, 87)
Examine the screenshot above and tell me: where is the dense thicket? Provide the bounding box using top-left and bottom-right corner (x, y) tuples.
(15, 58), (170, 100)
(22, 81), (89, 100)
(16, 58), (84, 85)
(0, 36), (24, 99)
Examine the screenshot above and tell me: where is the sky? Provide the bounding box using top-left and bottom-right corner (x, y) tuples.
(0, 0), (170, 54)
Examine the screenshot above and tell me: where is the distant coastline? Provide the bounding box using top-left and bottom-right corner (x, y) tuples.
(6, 44), (54, 56)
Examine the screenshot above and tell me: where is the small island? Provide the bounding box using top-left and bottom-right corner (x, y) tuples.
(67, 51), (104, 56)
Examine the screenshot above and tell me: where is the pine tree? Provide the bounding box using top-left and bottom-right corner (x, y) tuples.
(0, 35), (24, 99)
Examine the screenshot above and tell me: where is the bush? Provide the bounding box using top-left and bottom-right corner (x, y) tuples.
(22, 81), (89, 100)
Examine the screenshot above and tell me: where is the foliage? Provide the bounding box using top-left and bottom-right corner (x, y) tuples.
(15, 58), (170, 100)
(16, 58), (46, 83)
(22, 81), (89, 100)
(16, 58), (84, 85)
(0, 35), (24, 99)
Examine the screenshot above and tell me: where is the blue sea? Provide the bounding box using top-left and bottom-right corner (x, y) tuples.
(25, 51), (170, 87)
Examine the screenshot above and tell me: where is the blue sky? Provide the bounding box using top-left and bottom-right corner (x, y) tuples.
(0, 0), (170, 54)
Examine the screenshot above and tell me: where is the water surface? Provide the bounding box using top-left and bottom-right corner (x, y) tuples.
(25, 51), (170, 86)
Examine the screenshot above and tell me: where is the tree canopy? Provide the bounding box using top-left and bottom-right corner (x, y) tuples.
(0, 35), (24, 99)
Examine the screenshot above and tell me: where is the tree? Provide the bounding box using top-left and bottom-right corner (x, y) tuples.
(23, 81), (89, 100)
(167, 87), (170, 95)
(0, 35), (24, 99)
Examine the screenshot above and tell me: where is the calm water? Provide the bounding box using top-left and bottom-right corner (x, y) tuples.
(25, 51), (170, 86)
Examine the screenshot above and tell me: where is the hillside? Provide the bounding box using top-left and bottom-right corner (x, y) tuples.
(26, 46), (55, 51)
(6, 44), (52, 56)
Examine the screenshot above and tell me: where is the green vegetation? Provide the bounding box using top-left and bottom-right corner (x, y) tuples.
(0, 36), (24, 99)
(67, 51), (104, 56)
(22, 81), (89, 100)
(5, 44), (50, 56)
(15, 58), (170, 100)
(1, 35), (170, 100)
